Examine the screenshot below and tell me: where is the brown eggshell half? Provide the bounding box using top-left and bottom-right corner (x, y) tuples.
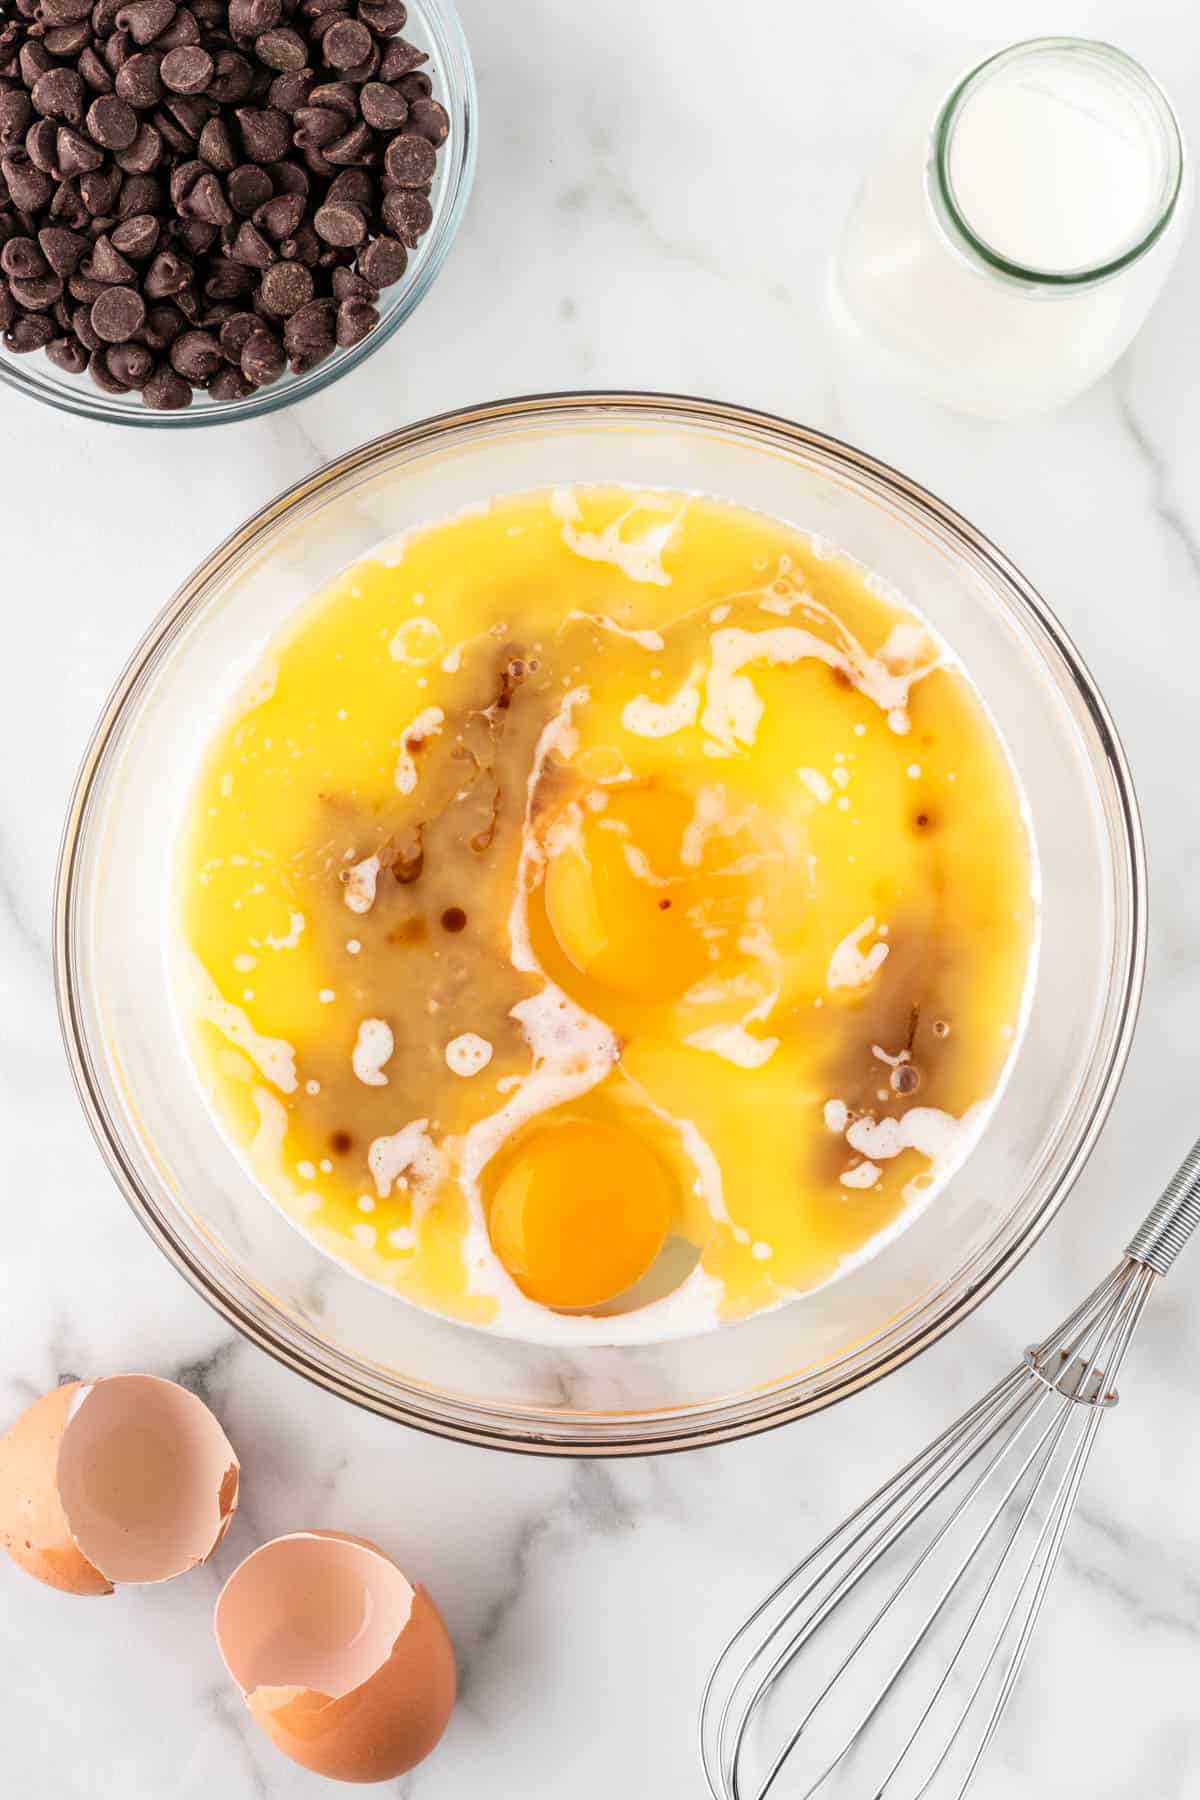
(56, 1375), (239, 1584)
(215, 1530), (457, 1783)
(0, 1383), (112, 1596)
(0, 1375), (239, 1593)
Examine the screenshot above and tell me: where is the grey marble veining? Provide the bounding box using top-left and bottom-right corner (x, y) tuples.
(4, 1), (1200, 1794)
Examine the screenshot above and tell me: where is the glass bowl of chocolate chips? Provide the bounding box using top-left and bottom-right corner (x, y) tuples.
(0, 0), (475, 424)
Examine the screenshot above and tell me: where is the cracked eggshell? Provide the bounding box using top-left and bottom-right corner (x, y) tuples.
(0, 1375), (239, 1594)
(215, 1530), (457, 1784)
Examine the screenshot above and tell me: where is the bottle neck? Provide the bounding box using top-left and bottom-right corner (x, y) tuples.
(927, 37), (1185, 293)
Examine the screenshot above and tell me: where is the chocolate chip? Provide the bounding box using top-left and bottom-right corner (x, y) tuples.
(324, 119), (371, 165)
(208, 49), (255, 105)
(338, 44), (380, 85)
(320, 17), (370, 70)
(313, 197), (364, 245)
(356, 230), (403, 287)
(117, 172), (162, 215)
(207, 362), (253, 399)
(87, 93), (140, 149)
(142, 362), (192, 406)
(326, 167), (371, 206)
(91, 281), (145, 339)
(183, 169), (232, 223)
(0, 91), (33, 148)
(80, 166), (123, 215)
(359, 81), (406, 132)
(71, 301), (103, 348)
(254, 190), (303, 238)
(159, 45), (213, 94)
(54, 124), (104, 178)
(217, 306), (257, 354)
(378, 36), (426, 82)
(115, 121), (164, 171)
(1, 235), (48, 279)
(163, 94), (212, 141)
(332, 264), (374, 299)
(357, 0), (407, 34)
(79, 48), (117, 95)
(115, 51), (165, 109)
(224, 159), (272, 214)
(69, 268), (110, 302)
(104, 28), (135, 75)
(176, 215), (217, 254)
(292, 104), (342, 148)
(19, 44), (55, 92)
(203, 257), (254, 297)
(86, 345), (133, 390)
(396, 71), (432, 103)
(141, 299), (185, 344)
(10, 271), (65, 308)
(153, 105), (194, 154)
(115, 0), (177, 45)
(38, 225), (89, 275)
(228, 0), (281, 35)
(143, 245), (189, 294)
(383, 131), (434, 188)
(24, 118), (60, 175)
(255, 27), (307, 71)
(156, 8), (201, 49)
(32, 68), (87, 127)
(335, 292), (375, 345)
(2, 150), (54, 212)
(240, 323), (284, 382)
(110, 210), (159, 257)
(407, 97), (448, 146)
(83, 232), (136, 282)
(380, 184), (429, 245)
(5, 312), (56, 351)
(258, 256), (312, 314)
(279, 221), (319, 264)
(46, 333), (90, 372)
(169, 324), (221, 376)
(282, 291), (333, 364)
(307, 80), (356, 117)
(300, 144), (335, 180)
(108, 339), (155, 384)
(230, 217), (273, 264)
(235, 104), (289, 161)
(269, 69), (314, 113)
(45, 22), (94, 55)
(268, 157), (310, 197)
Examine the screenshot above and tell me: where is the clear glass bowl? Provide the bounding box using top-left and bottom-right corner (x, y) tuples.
(54, 394), (1146, 1454)
(0, 0), (475, 430)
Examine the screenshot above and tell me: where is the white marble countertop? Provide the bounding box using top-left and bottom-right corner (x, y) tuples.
(4, 1), (1200, 1794)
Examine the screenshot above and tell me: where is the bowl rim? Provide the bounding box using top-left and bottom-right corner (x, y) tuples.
(0, 0), (477, 430)
(53, 390), (1147, 1455)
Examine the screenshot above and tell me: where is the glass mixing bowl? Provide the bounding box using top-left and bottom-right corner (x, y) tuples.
(0, 0), (475, 429)
(55, 394), (1145, 1454)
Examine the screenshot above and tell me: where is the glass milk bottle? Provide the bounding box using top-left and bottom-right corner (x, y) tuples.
(832, 38), (1190, 418)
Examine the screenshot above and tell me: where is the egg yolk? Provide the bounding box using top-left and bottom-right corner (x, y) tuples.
(543, 785), (754, 1002)
(487, 1119), (674, 1309)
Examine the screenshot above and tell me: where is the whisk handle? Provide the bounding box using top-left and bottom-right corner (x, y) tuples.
(1125, 1137), (1200, 1275)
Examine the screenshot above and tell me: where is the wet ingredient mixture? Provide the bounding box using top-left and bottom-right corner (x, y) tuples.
(177, 487), (1035, 1342)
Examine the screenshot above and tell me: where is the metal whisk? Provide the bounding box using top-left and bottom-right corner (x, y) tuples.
(700, 1137), (1200, 1800)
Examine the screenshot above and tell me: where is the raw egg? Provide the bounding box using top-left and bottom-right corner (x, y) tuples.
(487, 1117), (674, 1309)
(215, 1529), (456, 1784)
(0, 1374), (238, 1595)
(544, 784), (757, 1002)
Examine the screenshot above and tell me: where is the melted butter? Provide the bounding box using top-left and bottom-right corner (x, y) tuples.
(177, 487), (1035, 1340)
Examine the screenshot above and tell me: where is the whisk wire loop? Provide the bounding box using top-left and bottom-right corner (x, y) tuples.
(700, 1162), (1180, 1800)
